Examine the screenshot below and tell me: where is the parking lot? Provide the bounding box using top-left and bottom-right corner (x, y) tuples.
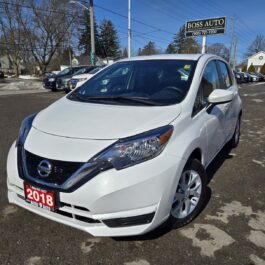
(0, 82), (265, 265)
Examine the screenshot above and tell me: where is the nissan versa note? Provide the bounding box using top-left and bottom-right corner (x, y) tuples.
(7, 54), (242, 237)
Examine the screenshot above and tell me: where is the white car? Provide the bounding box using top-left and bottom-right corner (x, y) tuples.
(7, 54), (242, 237)
(67, 66), (106, 91)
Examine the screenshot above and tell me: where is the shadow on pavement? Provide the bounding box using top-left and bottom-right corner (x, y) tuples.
(206, 144), (233, 184)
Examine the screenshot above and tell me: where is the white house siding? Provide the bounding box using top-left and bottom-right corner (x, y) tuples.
(247, 51), (265, 72)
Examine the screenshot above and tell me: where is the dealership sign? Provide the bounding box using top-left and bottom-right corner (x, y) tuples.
(185, 17), (226, 37)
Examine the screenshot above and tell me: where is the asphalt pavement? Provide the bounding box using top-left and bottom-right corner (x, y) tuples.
(0, 83), (265, 265)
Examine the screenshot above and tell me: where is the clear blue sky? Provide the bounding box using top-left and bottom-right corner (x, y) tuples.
(91, 0), (265, 62)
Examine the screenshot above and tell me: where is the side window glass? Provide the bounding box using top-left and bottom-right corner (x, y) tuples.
(217, 61), (232, 89)
(201, 61), (220, 100)
(192, 61), (220, 117)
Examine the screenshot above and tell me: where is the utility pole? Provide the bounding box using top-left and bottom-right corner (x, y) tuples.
(233, 37), (238, 70)
(229, 17), (235, 65)
(69, 1), (96, 65)
(128, 0), (131, 58)
(89, 0), (95, 65)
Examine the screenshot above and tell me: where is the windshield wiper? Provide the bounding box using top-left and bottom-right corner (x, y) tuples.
(68, 91), (87, 102)
(81, 96), (163, 106)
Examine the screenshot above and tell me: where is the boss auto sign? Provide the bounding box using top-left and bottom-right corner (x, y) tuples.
(185, 17), (226, 37)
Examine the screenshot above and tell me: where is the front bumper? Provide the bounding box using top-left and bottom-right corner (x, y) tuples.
(7, 141), (186, 237)
(43, 81), (56, 89)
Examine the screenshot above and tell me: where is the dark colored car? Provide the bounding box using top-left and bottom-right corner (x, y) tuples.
(43, 66), (90, 91)
(0, 70), (4, 78)
(251, 72), (265, 82)
(233, 71), (243, 84)
(240, 72), (251, 82)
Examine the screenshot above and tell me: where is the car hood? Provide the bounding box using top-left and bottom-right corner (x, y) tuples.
(33, 97), (181, 140)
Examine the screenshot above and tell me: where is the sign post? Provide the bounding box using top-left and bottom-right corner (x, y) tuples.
(185, 17), (226, 54)
(202, 36), (207, 54)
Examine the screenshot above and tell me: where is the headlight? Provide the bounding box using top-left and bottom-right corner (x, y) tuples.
(91, 125), (173, 170)
(16, 113), (37, 147)
(78, 78), (87, 82)
(48, 78), (55, 82)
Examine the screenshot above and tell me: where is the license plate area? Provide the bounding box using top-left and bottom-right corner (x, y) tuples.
(24, 183), (57, 212)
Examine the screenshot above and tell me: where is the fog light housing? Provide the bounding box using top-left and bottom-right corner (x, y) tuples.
(102, 212), (155, 228)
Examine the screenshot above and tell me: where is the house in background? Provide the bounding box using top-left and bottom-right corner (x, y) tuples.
(247, 51), (265, 72)
(0, 55), (11, 73)
(0, 55), (25, 75)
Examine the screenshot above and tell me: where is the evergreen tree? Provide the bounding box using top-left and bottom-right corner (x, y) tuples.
(260, 63), (265, 75)
(139, 41), (160, 55)
(78, 10), (102, 58)
(98, 19), (120, 58)
(169, 25), (200, 54)
(248, 64), (256, 72)
(166, 43), (175, 54)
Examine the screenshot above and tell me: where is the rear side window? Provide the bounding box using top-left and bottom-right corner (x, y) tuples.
(217, 61), (232, 88)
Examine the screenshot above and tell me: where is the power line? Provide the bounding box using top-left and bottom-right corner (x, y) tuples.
(94, 4), (176, 35)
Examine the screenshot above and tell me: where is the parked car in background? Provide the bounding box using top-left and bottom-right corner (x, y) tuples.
(65, 65), (106, 93)
(0, 70), (4, 78)
(240, 72), (250, 83)
(233, 71), (243, 84)
(247, 72), (259, 82)
(58, 66), (96, 92)
(7, 54), (242, 237)
(255, 72), (265, 81)
(43, 66), (89, 91)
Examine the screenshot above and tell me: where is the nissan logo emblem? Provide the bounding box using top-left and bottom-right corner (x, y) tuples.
(37, 160), (52, 178)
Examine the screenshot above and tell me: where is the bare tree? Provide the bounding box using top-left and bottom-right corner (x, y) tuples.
(0, 0), (28, 76)
(19, 0), (78, 74)
(207, 43), (229, 61)
(245, 35), (265, 58)
(0, 0), (78, 75)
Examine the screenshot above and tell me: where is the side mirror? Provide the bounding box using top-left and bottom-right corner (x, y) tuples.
(208, 89), (234, 105)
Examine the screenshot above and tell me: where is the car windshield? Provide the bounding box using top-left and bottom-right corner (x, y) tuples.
(74, 67), (94, 76)
(89, 66), (104, 74)
(59, 68), (72, 75)
(68, 60), (196, 106)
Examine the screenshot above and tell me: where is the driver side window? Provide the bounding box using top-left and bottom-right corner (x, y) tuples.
(192, 60), (220, 116)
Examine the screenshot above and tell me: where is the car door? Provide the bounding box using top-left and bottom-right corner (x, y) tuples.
(193, 60), (227, 164)
(216, 60), (238, 141)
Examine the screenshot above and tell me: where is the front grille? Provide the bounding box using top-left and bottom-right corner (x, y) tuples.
(25, 151), (83, 185)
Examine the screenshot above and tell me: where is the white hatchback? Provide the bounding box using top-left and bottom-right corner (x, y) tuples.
(7, 54), (242, 237)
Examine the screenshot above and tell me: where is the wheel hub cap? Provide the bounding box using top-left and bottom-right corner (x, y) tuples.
(171, 169), (202, 219)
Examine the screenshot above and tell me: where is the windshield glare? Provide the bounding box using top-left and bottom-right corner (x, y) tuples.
(59, 68), (72, 75)
(74, 67), (94, 75)
(71, 60), (196, 106)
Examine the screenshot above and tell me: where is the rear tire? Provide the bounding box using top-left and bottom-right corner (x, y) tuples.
(166, 159), (207, 229)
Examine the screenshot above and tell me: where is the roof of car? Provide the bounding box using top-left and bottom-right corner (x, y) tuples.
(118, 54), (209, 62)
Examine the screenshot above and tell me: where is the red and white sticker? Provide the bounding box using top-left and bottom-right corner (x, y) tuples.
(24, 184), (56, 210)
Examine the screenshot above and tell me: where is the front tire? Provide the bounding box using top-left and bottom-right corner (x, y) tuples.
(166, 159), (207, 229)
